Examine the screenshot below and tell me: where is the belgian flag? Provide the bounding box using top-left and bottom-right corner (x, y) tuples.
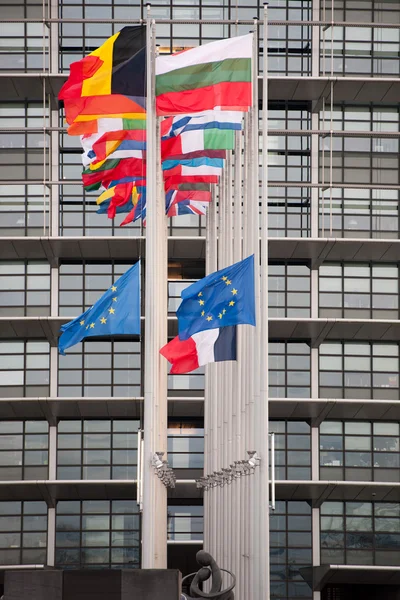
(59, 26), (146, 125)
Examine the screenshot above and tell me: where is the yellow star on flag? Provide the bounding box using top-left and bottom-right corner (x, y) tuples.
(201, 310), (205, 317)
(218, 313), (223, 319)
(222, 309), (226, 314)
(80, 320), (85, 326)
(225, 279), (232, 285)
(198, 292), (203, 297)
(112, 297), (117, 302)
(109, 307), (115, 314)
(222, 276), (227, 281)
(86, 325), (89, 330)
(111, 286), (117, 292)
(231, 288), (238, 295)
(229, 301), (235, 306)
(199, 299), (205, 306)
(100, 317), (107, 324)
(206, 315), (213, 321)
(90, 322), (95, 329)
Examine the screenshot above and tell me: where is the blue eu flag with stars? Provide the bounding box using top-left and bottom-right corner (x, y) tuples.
(177, 255), (255, 341)
(58, 261), (141, 355)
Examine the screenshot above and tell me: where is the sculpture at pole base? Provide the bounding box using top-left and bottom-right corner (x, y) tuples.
(181, 550), (235, 600)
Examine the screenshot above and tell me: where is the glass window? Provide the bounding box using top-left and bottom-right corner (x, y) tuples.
(56, 500), (140, 569)
(57, 420), (139, 481)
(0, 341), (50, 398)
(321, 501), (400, 566)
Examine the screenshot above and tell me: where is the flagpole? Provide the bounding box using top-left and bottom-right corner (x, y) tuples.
(232, 128), (243, 589)
(259, 4), (270, 599)
(142, 8), (168, 568)
(241, 113), (250, 600)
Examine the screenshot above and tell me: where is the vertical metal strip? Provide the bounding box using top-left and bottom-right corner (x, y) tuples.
(259, 6), (271, 599)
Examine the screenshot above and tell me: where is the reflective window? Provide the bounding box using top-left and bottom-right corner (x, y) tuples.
(319, 106), (400, 238)
(56, 500), (140, 569)
(0, 341), (50, 398)
(0, 421), (48, 481)
(57, 420), (139, 480)
(270, 421), (311, 480)
(58, 340), (141, 398)
(0, 501), (47, 565)
(269, 263), (311, 317)
(269, 342), (311, 398)
(167, 505), (203, 541)
(0, 5), (48, 72)
(267, 104), (311, 239)
(320, 421), (400, 482)
(0, 102), (49, 236)
(321, 501), (400, 566)
(0, 261), (50, 316)
(319, 342), (399, 400)
(270, 501), (312, 600)
(319, 263), (399, 319)
(168, 420), (204, 474)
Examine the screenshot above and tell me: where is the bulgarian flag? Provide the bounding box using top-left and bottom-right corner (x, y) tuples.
(161, 128), (235, 159)
(160, 327), (237, 374)
(156, 34), (253, 116)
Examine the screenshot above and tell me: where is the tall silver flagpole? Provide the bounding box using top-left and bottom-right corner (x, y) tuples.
(259, 4), (270, 598)
(142, 8), (168, 568)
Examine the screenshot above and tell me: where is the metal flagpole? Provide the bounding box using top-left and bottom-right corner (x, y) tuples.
(142, 8), (168, 568)
(259, 4), (270, 598)
(232, 128), (243, 589)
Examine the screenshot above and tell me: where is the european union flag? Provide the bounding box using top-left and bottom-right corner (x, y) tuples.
(58, 261), (141, 355)
(177, 255), (255, 341)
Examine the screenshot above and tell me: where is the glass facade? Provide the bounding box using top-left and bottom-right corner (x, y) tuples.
(0, 0), (399, 597)
(55, 500), (140, 569)
(321, 502), (400, 566)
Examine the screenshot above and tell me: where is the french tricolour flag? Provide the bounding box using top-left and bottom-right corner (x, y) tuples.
(160, 327), (236, 374)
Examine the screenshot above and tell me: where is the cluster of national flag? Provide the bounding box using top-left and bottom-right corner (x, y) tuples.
(59, 26), (253, 224)
(59, 26), (255, 371)
(58, 256), (255, 376)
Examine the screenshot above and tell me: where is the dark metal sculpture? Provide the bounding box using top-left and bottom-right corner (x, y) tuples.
(181, 550), (235, 600)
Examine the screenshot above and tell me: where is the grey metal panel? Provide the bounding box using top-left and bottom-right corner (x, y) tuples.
(269, 398), (400, 423)
(2, 236), (400, 265)
(0, 397), (205, 421)
(0, 236), (206, 262)
(2, 73), (400, 105)
(306, 565), (400, 590)
(275, 480), (400, 504)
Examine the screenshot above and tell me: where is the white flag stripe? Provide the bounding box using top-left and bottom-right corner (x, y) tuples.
(156, 34), (253, 76)
(193, 329), (219, 366)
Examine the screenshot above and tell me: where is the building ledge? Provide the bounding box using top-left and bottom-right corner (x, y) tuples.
(0, 396), (204, 423)
(2, 316), (400, 346)
(275, 480), (400, 505)
(0, 236), (205, 263)
(300, 564), (400, 591)
(269, 397), (400, 424)
(2, 396), (400, 424)
(1, 73), (400, 105)
(1, 236), (400, 266)
(0, 479), (198, 505)
(268, 237), (400, 267)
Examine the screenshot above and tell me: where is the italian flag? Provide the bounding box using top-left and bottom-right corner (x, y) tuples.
(156, 34), (252, 116)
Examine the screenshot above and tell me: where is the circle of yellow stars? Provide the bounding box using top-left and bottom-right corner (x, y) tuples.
(198, 275), (238, 322)
(79, 284), (118, 331)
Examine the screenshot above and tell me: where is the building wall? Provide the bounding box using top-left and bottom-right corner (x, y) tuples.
(0, 0), (399, 598)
